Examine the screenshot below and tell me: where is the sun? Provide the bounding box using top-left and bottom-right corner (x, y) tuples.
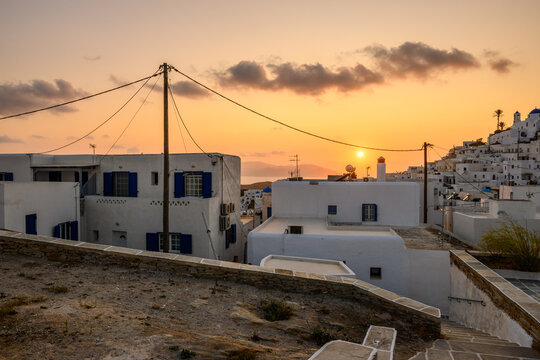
(357, 151), (364, 157)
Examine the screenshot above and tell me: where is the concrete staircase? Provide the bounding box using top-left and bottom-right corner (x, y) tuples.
(409, 320), (540, 360)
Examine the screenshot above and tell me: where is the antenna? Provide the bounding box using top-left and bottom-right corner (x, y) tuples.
(289, 154), (300, 179)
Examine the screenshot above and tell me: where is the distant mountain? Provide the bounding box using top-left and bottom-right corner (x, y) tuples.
(242, 161), (337, 179)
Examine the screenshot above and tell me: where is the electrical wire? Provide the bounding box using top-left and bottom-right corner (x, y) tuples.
(99, 72), (162, 161)
(37, 70), (159, 154)
(168, 77), (188, 152)
(0, 71), (163, 120)
(168, 82), (209, 155)
(170, 66), (423, 153)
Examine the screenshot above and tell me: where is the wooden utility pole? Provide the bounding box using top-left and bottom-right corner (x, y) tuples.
(423, 142), (432, 224)
(162, 63), (170, 253)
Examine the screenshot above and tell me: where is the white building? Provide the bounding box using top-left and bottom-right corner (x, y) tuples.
(0, 153), (244, 262)
(248, 180), (455, 313)
(0, 181), (80, 239)
(450, 199), (540, 248)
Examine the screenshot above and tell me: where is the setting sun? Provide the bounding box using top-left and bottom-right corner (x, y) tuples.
(357, 151), (364, 157)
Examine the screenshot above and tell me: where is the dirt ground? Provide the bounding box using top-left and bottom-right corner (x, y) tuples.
(0, 252), (431, 360)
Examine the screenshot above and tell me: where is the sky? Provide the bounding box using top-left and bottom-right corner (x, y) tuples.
(1, 0), (539, 179)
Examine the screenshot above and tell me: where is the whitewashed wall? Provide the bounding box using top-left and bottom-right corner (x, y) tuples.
(0, 182), (79, 237)
(272, 181), (420, 226)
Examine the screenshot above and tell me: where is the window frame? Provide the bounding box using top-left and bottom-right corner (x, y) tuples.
(184, 172), (203, 197)
(159, 233), (182, 254)
(328, 205), (337, 215)
(112, 172), (130, 197)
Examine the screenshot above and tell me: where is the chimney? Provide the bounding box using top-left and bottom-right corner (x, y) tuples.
(377, 156), (386, 182)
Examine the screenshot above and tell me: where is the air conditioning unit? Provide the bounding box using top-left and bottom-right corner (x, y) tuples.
(220, 203), (230, 215)
(229, 202), (235, 213)
(219, 215), (231, 231)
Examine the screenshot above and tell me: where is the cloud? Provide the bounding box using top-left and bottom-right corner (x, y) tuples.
(84, 55), (101, 61)
(102, 134), (110, 139)
(364, 41), (480, 79)
(0, 135), (23, 143)
(127, 146), (139, 153)
(0, 79), (88, 114)
(65, 136), (77, 140)
(170, 81), (209, 98)
(483, 50), (517, 73)
(31, 134), (46, 139)
(271, 151), (286, 156)
(218, 60), (383, 95)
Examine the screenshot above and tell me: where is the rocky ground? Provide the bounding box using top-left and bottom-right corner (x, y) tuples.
(0, 252), (431, 359)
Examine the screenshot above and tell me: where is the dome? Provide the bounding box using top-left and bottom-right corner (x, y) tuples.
(262, 186), (272, 193)
(529, 108), (540, 115)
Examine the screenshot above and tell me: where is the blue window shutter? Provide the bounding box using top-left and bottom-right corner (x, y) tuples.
(174, 172), (185, 198)
(25, 214), (37, 235)
(70, 221), (79, 241)
(103, 172), (113, 196)
(180, 234), (192, 254)
(5, 173), (13, 181)
(361, 204), (366, 221)
(146, 233), (159, 252)
(373, 204), (378, 222)
(202, 172), (212, 198)
(53, 224), (60, 238)
(267, 207), (272, 218)
(231, 224), (237, 243)
(128, 172), (138, 197)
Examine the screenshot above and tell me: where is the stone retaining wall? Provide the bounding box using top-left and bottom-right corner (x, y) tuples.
(450, 250), (540, 350)
(0, 230), (440, 340)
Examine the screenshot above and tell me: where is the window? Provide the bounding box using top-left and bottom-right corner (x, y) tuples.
(159, 233), (182, 253)
(93, 230), (99, 242)
(53, 221), (78, 240)
(151, 172), (158, 186)
(113, 172), (129, 196)
(174, 172), (212, 198)
(328, 205), (337, 215)
(370, 267), (382, 280)
(49, 171), (62, 182)
(185, 173), (203, 196)
(362, 204), (377, 222)
(103, 172), (138, 197)
(288, 225), (303, 234)
(0, 172), (13, 181)
(147, 232), (192, 254)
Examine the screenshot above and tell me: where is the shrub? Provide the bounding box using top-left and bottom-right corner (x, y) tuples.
(47, 285), (68, 294)
(311, 327), (336, 346)
(226, 349), (258, 360)
(481, 217), (540, 271)
(180, 349), (196, 359)
(260, 299), (294, 321)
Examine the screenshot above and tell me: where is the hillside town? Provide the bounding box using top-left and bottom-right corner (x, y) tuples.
(1, 107), (539, 359)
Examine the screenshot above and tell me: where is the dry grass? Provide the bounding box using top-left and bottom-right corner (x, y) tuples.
(0, 296), (47, 317)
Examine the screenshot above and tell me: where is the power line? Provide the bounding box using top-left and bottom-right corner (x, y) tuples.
(0, 70), (163, 120)
(168, 82), (208, 155)
(99, 72), (162, 161)
(38, 70), (159, 154)
(170, 66), (422, 153)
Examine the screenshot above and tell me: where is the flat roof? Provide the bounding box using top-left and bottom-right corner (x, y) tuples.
(260, 255), (355, 276)
(393, 227), (471, 250)
(253, 217), (397, 237)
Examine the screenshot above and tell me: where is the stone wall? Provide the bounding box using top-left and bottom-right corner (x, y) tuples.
(0, 230), (441, 340)
(449, 250), (540, 350)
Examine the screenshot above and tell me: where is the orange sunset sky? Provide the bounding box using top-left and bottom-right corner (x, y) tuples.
(1, 0), (539, 180)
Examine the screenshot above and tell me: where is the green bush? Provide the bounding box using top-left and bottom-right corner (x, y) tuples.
(260, 299), (294, 321)
(311, 327), (336, 346)
(481, 217), (540, 271)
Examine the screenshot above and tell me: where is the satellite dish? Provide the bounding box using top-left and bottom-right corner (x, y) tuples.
(345, 164), (356, 173)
